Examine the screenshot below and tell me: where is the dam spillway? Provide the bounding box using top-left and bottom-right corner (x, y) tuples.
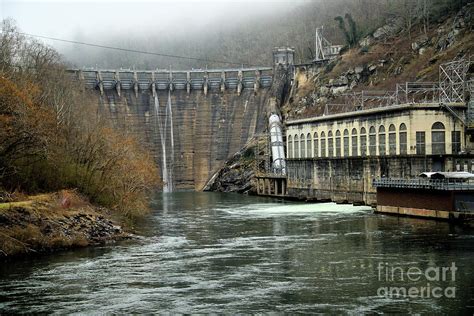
(70, 68), (273, 95)
(68, 67), (274, 191)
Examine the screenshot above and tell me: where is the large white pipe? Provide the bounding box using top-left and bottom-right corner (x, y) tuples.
(269, 113), (286, 175)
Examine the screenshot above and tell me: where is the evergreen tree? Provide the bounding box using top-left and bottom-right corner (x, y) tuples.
(335, 16), (352, 47)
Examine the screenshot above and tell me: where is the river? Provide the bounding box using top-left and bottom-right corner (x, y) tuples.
(1, 192), (473, 314)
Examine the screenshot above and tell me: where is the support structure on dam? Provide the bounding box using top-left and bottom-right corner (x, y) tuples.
(255, 47), (295, 197)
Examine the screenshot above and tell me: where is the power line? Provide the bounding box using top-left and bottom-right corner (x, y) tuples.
(17, 31), (255, 67)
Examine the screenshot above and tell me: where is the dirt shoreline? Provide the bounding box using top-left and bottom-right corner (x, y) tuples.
(0, 190), (130, 259)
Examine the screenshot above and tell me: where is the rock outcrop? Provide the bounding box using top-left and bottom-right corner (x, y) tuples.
(0, 191), (127, 258)
(286, 3), (474, 120)
(372, 17), (404, 40)
(204, 138), (258, 194)
(358, 16), (404, 48)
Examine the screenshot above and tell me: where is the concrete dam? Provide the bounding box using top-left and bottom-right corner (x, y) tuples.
(69, 67), (275, 191)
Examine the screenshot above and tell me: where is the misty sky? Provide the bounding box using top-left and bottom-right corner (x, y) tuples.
(1, 0), (318, 69)
(1, 0), (305, 44)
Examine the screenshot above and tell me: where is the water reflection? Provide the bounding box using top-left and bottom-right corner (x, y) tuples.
(0, 192), (472, 314)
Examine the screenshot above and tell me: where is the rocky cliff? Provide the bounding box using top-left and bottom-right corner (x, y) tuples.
(286, 3), (473, 119)
(204, 138), (260, 194)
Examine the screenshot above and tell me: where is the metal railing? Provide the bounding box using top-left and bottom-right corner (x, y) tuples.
(327, 86), (441, 114)
(373, 178), (474, 191)
(395, 82), (440, 104)
(323, 59), (472, 114)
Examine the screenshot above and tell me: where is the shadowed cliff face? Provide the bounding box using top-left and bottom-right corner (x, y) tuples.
(97, 88), (271, 191)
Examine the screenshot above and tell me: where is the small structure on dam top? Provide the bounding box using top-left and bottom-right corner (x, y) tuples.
(272, 47), (295, 70)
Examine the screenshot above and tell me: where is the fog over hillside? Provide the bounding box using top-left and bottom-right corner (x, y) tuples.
(3, 0), (468, 69)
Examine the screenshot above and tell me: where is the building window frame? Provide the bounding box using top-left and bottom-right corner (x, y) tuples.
(351, 128), (358, 156)
(313, 132), (319, 158)
(388, 124), (396, 155)
(300, 133), (305, 158)
(360, 127), (367, 157)
(378, 125), (386, 156)
(416, 131), (426, 155)
(431, 122), (446, 155)
(399, 123), (407, 155)
(321, 131), (326, 158)
(294, 134), (299, 158)
(343, 129), (349, 157)
(306, 133), (312, 158)
(369, 126), (376, 156)
(452, 131), (461, 154)
(328, 131), (334, 157)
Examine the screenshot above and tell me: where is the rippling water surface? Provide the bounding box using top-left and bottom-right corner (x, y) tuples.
(1, 192), (473, 314)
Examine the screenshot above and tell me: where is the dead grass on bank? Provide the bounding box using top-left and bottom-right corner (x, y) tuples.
(0, 190), (120, 258)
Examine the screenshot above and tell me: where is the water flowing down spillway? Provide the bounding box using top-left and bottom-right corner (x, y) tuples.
(153, 93), (175, 192)
(167, 91), (175, 191)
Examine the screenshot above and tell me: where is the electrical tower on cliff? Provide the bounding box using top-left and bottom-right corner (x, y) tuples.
(314, 26), (343, 63)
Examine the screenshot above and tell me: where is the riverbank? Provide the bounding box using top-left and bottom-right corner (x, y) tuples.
(2, 192), (472, 314)
(0, 190), (128, 259)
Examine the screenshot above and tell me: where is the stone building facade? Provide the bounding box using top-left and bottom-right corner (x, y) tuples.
(285, 103), (474, 204)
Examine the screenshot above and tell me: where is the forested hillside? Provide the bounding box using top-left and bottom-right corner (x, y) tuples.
(60, 0), (470, 69)
(0, 21), (159, 217)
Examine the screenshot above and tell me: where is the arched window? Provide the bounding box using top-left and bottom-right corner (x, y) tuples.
(432, 122), (445, 154)
(389, 124), (396, 155)
(432, 122), (445, 129)
(351, 128), (358, 156)
(300, 133), (305, 158)
(369, 126), (376, 156)
(378, 126), (386, 156)
(328, 131), (334, 157)
(399, 124), (407, 155)
(360, 127), (367, 157)
(313, 132), (319, 157)
(335, 130), (341, 157)
(343, 129), (349, 157)
(294, 134), (299, 158)
(321, 132), (326, 158)
(287, 135), (293, 159)
(307, 133), (312, 158)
